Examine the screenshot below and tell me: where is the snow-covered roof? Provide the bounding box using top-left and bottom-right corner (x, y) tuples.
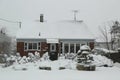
(16, 20), (94, 40)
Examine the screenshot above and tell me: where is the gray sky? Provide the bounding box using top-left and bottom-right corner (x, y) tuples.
(0, 0), (120, 38)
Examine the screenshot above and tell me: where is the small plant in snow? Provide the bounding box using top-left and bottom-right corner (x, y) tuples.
(4, 54), (16, 67)
(28, 53), (36, 62)
(34, 51), (40, 61)
(15, 53), (22, 64)
(65, 53), (76, 60)
(58, 54), (65, 60)
(19, 56), (28, 64)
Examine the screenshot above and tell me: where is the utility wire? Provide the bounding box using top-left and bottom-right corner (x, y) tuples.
(0, 18), (19, 23)
(0, 18), (21, 28)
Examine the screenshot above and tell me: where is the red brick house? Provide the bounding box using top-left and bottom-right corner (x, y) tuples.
(16, 15), (95, 57)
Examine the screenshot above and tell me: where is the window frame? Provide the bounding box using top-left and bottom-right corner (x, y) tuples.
(24, 42), (41, 51)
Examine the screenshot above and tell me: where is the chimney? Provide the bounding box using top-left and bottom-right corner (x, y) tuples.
(40, 14), (44, 22)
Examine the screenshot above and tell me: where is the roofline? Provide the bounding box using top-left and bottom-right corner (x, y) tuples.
(17, 38), (95, 42)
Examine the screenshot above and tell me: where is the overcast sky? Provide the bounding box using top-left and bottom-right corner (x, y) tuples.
(0, 0), (120, 38)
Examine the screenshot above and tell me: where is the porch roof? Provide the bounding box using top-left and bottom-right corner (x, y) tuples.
(46, 38), (59, 43)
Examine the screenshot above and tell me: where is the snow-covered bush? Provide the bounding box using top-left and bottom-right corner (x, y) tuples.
(18, 56), (28, 64)
(4, 54), (17, 67)
(81, 45), (91, 51)
(90, 54), (113, 67)
(34, 51), (40, 61)
(92, 48), (117, 55)
(28, 53), (36, 62)
(41, 52), (49, 61)
(65, 53), (76, 60)
(15, 53), (21, 63)
(58, 54), (65, 60)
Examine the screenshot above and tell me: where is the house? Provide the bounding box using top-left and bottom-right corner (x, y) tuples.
(16, 14), (95, 57)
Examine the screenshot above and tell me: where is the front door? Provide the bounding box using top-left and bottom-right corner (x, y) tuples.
(49, 43), (58, 60)
(50, 43), (56, 52)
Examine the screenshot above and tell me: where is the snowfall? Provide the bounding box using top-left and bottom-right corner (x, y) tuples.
(0, 53), (120, 80)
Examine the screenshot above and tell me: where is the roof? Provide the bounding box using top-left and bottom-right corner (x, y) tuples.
(16, 20), (94, 40)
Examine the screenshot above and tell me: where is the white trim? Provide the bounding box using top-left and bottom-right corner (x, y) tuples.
(74, 43), (76, 53)
(62, 43), (64, 54)
(47, 39), (59, 43)
(68, 43), (70, 53)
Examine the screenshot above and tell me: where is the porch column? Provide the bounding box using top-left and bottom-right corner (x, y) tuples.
(80, 44), (81, 49)
(74, 43), (76, 53)
(68, 43), (70, 53)
(62, 43), (64, 55)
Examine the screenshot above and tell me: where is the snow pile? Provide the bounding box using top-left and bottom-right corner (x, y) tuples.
(41, 52), (49, 61)
(91, 54), (113, 67)
(114, 62), (120, 68)
(2, 51), (114, 71)
(65, 53), (76, 60)
(93, 48), (117, 54)
(81, 45), (91, 51)
(10, 59), (76, 71)
(38, 59), (76, 70)
(9, 54), (113, 71)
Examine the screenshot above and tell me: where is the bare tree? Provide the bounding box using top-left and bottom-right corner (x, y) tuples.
(99, 20), (120, 50)
(110, 21), (120, 50)
(0, 27), (12, 55)
(99, 25), (111, 50)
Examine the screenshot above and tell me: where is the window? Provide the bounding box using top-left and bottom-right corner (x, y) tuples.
(33, 43), (37, 49)
(64, 44), (69, 53)
(76, 44), (80, 53)
(70, 44), (74, 53)
(38, 42), (41, 50)
(62, 43), (82, 53)
(28, 43), (33, 49)
(24, 42), (41, 51)
(24, 43), (27, 50)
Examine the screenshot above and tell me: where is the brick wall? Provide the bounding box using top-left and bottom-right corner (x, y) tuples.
(17, 42), (25, 56)
(89, 42), (94, 50)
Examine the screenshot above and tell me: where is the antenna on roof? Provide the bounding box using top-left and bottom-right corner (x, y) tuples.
(72, 10), (78, 21)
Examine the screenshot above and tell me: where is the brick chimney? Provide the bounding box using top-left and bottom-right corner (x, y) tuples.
(40, 14), (44, 22)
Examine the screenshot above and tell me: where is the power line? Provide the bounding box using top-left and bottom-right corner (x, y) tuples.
(0, 18), (21, 28)
(0, 18), (19, 23)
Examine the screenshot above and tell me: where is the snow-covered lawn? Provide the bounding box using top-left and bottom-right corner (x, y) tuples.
(0, 66), (120, 80)
(0, 52), (119, 80)
(0, 60), (120, 80)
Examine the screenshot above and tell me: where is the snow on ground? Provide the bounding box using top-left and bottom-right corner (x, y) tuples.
(0, 65), (120, 80)
(114, 62), (120, 68)
(0, 53), (119, 80)
(91, 54), (113, 67)
(0, 59), (120, 80)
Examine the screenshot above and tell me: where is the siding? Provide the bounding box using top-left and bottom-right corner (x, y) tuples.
(17, 42), (25, 56)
